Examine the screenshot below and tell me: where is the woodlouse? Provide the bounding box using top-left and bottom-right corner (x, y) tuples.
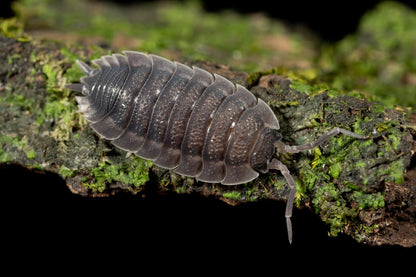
(66, 51), (368, 243)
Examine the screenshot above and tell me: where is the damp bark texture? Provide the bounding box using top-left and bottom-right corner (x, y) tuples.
(0, 36), (415, 247)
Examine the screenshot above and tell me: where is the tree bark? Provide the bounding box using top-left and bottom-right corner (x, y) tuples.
(1, 36), (415, 247)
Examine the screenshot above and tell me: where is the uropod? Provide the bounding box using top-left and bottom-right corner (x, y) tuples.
(66, 51), (368, 243)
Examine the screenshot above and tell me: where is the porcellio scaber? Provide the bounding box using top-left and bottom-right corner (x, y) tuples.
(66, 51), (368, 243)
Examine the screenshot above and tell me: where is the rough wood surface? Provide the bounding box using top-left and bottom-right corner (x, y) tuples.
(1, 36), (415, 247)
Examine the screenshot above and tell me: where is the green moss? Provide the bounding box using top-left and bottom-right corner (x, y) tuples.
(273, 66), (411, 241)
(354, 160), (366, 169)
(0, 35), (153, 193)
(376, 121), (398, 132)
(311, 147), (322, 169)
(223, 191), (242, 200)
(271, 178), (286, 191)
(83, 180), (106, 193)
(387, 133), (401, 151)
(292, 102), (408, 238)
(31, 163), (45, 171)
(242, 182), (262, 202)
(59, 47), (82, 63)
(0, 135), (18, 162)
(0, 134), (32, 162)
(371, 103), (386, 114)
(389, 160), (405, 184)
(13, 0), (291, 72)
(329, 161), (342, 179)
(352, 117), (372, 136)
(8, 53), (21, 64)
(319, 1), (416, 109)
(312, 178), (383, 237)
(299, 163), (329, 192)
(30, 46), (91, 141)
(0, 91), (36, 113)
(289, 82), (314, 95)
(0, 17), (30, 41)
(352, 191), (385, 209)
(356, 224), (380, 242)
(289, 80), (367, 100)
(172, 186), (183, 194)
(42, 64), (57, 93)
(0, 150), (13, 162)
(312, 182), (358, 236)
(59, 165), (76, 178)
(83, 157), (152, 192)
(25, 149), (36, 159)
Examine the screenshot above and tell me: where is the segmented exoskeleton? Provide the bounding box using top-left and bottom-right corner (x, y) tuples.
(66, 51), (367, 243)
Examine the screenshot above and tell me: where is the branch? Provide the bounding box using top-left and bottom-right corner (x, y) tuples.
(1, 36), (415, 247)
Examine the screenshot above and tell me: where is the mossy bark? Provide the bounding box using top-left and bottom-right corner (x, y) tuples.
(1, 36), (415, 247)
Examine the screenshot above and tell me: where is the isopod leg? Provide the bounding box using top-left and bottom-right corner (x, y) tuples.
(268, 158), (295, 244)
(274, 127), (368, 154)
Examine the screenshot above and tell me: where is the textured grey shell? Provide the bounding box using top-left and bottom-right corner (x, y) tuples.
(68, 51), (281, 185)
